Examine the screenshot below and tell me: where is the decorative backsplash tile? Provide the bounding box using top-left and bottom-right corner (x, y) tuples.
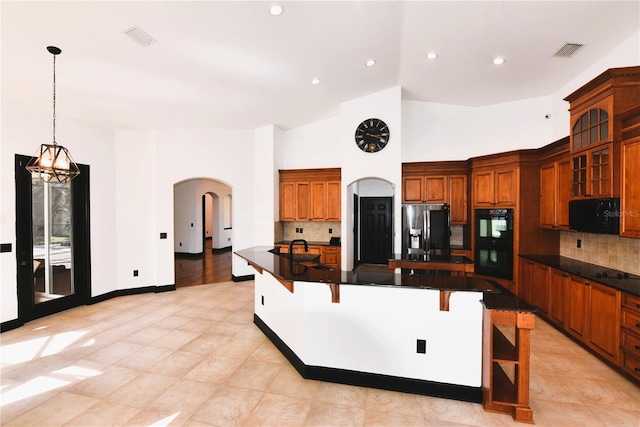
(560, 231), (640, 275)
(276, 221), (341, 243)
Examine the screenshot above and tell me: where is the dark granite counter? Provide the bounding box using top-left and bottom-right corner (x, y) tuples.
(236, 246), (500, 293)
(519, 254), (640, 297)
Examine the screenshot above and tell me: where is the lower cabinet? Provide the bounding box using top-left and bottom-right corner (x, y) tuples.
(519, 258), (628, 376)
(566, 274), (589, 341)
(588, 282), (620, 364)
(620, 293), (640, 381)
(321, 246), (341, 269)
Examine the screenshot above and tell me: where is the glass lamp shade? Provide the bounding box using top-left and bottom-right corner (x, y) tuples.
(26, 143), (80, 183)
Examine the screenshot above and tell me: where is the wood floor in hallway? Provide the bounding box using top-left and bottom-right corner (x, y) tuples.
(174, 239), (232, 287)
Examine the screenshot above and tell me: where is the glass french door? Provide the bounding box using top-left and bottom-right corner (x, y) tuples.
(15, 154), (91, 322)
(32, 178), (74, 303)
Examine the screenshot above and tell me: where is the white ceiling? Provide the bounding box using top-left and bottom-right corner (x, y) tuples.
(2, 1), (639, 131)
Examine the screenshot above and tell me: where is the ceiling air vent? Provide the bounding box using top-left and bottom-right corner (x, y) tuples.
(124, 26), (156, 47)
(554, 43), (584, 58)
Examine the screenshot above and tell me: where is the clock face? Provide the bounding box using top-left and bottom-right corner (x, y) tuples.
(354, 118), (389, 153)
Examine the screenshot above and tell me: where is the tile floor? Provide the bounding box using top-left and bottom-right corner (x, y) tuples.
(1, 280), (638, 426)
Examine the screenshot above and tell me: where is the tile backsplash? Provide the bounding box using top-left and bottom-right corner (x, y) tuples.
(560, 231), (640, 275)
(275, 221), (341, 243)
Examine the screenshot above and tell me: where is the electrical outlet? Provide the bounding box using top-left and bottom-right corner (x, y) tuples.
(133, 270), (139, 277)
(417, 339), (426, 354)
(577, 239), (582, 248)
(300, 228), (303, 233)
(160, 232), (167, 239)
(179, 242), (182, 246)
(328, 228), (332, 234)
(261, 295), (264, 305)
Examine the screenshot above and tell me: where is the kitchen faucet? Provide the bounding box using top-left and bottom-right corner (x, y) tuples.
(289, 239), (309, 255)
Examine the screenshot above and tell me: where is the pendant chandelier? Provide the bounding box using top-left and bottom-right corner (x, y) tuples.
(26, 46), (80, 183)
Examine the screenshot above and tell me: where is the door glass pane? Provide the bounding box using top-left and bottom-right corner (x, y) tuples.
(32, 178), (74, 303)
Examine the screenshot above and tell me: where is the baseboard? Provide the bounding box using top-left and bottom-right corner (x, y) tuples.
(89, 284), (176, 305)
(254, 314), (482, 403)
(1, 318), (24, 333)
(212, 246), (232, 253)
(232, 274), (255, 282)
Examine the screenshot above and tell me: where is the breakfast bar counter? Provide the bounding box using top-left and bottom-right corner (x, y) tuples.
(234, 246), (535, 409)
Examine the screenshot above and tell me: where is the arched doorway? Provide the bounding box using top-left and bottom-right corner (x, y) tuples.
(173, 178), (232, 286)
(347, 177), (395, 268)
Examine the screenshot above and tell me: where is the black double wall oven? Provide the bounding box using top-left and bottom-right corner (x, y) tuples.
(474, 208), (514, 280)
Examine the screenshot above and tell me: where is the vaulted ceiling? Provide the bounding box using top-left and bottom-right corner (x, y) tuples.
(2, 1), (638, 130)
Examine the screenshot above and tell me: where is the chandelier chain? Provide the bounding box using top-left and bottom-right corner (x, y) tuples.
(52, 52), (56, 146)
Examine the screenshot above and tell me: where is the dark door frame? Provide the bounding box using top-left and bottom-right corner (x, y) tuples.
(15, 154), (92, 324)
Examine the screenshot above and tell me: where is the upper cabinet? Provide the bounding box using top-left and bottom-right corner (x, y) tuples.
(279, 168), (341, 222)
(538, 137), (571, 230)
(620, 107), (640, 238)
(564, 66), (640, 200)
(470, 153), (520, 208)
(401, 161), (468, 224)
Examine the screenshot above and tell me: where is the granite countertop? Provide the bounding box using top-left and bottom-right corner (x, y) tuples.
(519, 254), (640, 297)
(389, 253), (473, 264)
(235, 246), (500, 293)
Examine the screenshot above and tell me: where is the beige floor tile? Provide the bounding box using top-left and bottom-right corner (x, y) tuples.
(150, 329), (200, 350)
(303, 400), (366, 426)
(179, 332), (232, 355)
(365, 388), (423, 416)
(121, 326), (172, 345)
(122, 409), (190, 426)
(185, 355), (245, 383)
(243, 392), (312, 426)
(530, 398), (608, 427)
(419, 397), (486, 426)
(114, 345), (174, 371)
(267, 365), (321, 400)
(314, 382), (369, 408)
(190, 384), (263, 426)
(65, 364), (141, 399)
(147, 378), (220, 417)
(4, 391), (98, 426)
(224, 359), (282, 392)
(105, 371), (178, 409)
(248, 340), (289, 364)
(363, 409), (426, 427)
(64, 400), (140, 426)
(148, 349), (208, 378)
(84, 341), (143, 365)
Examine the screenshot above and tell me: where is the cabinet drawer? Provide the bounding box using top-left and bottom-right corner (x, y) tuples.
(323, 246), (340, 253)
(621, 329), (640, 357)
(621, 308), (640, 335)
(622, 293), (640, 314)
(620, 350), (640, 381)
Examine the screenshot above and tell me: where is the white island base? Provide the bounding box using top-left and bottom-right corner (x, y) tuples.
(253, 269), (485, 402)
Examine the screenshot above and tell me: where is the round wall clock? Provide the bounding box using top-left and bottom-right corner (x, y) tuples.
(354, 118), (390, 153)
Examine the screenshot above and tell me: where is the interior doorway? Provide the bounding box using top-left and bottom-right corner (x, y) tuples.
(174, 178), (232, 287)
(15, 154), (91, 323)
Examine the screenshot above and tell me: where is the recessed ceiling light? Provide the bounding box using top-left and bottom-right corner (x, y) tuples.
(269, 5), (283, 16)
(311, 78), (321, 85)
(492, 57), (506, 65)
(366, 59), (376, 67)
(426, 52), (438, 60)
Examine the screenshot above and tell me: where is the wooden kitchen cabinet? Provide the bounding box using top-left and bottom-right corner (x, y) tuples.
(321, 246), (341, 269)
(566, 274), (589, 341)
(620, 108), (640, 238)
(549, 269), (568, 327)
(518, 259), (549, 315)
(620, 292), (640, 381)
(588, 282), (620, 364)
(472, 167), (517, 207)
(539, 138), (571, 230)
(279, 168), (341, 221)
(402, 162), (469, 224)
(564, 66), (640, 200)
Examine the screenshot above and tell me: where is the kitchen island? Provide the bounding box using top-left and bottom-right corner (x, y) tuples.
(235, 246), (537, 408)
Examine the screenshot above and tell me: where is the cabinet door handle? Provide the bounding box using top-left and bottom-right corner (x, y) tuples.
(636, 367), (640, 372)
(636, 303), (640, 309)
(635, 345), (640, 350)
(636, 323), (640, 328)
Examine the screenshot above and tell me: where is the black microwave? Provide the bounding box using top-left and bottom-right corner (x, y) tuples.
(568, 198), (620, 235)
